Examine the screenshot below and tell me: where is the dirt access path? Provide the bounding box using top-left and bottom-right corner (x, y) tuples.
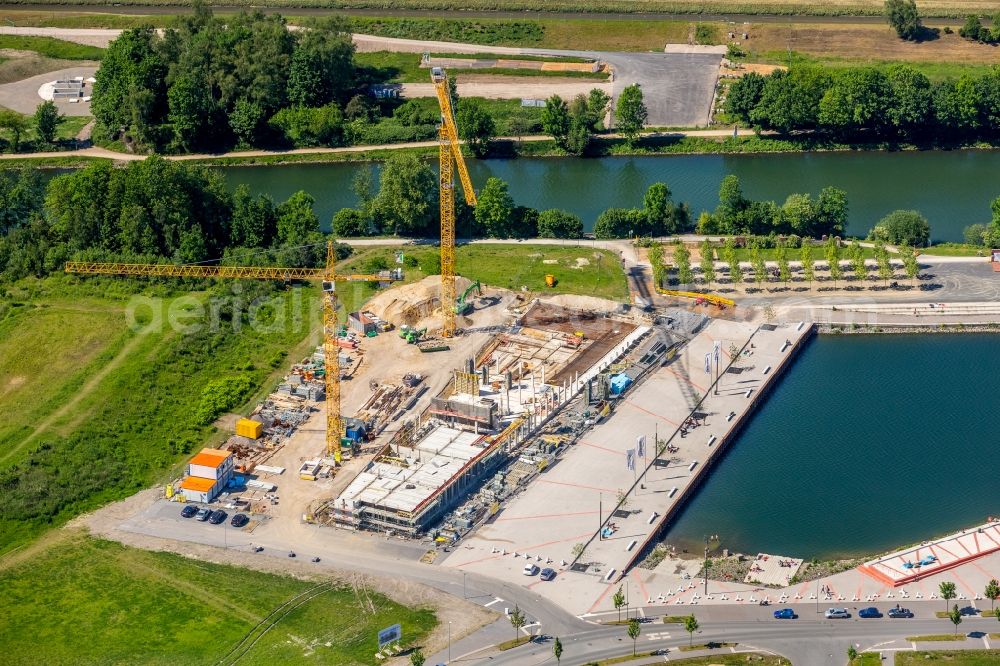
(0, 324), (167, 468)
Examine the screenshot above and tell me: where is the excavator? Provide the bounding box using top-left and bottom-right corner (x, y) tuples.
(454, 280), (482, 315)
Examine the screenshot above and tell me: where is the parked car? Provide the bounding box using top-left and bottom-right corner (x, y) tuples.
(523, 564), (540, 576)
(825, 608), (850, 619)
(208, 509), (227, 524)
(859, 607), (882, 618)
(180, 505), (198, 518)
(773, 608), (796, 619)
(230, 513), (249, 528)
(887, 607), (913, 618)
(195, 508), (211, 522)
(540, 568), (556, 581)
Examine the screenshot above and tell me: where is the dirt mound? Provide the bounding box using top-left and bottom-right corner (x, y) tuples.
(365, 275), (472, 328)
(540, 293), (623, 313)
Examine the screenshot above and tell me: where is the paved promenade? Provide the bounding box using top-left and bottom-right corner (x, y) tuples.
(442, 318), (811, 615)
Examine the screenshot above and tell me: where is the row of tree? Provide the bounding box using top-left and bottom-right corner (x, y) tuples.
(539, 83), (648, 155)
(726, 64), (1000, 140)
(695, 175), (849, 238)
(666, 235), (920, 290)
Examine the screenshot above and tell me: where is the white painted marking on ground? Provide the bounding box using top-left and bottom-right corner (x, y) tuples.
(483, 597), (503, 607)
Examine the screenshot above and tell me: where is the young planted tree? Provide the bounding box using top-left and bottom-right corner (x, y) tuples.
(700, 240), (716, 288)
(901, 244), (920, 285)
(776, 242), (791, 287)
(674, 243), (694, 286)
(826, 237), (842, 288)
(509, 605), (526, 645)
(800, 244), (815, 288)
(850, 241), (867, 284)
(724, 239), (743, 287)
(553, 636), (563, 665)
(627, 617), (641, 656)
(612, 585), (626, 623)
(939, 581), (957, 617)
(986, 579), (1000, 613)
(409, 649), (426, 666)
(875, 241), (894, 285)
(683, 614), (699, 647)
(949, 604), (963, 636)
(750, 244), (767, 289)
(847, 645), (858, 661)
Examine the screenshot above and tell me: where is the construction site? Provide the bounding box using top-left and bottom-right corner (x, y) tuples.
(75, 65), (770, 613)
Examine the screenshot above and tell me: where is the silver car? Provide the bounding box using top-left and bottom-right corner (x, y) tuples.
(825, 608), (850, 619)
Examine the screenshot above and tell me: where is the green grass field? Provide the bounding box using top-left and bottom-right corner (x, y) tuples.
(0, 278), (320, 553)
(0, 533), (436, 666)
(0, 35), (103, 60)
(921, 243), (990, 257)
(897, 649), (1000, 664)
(335, 243), (628, 312)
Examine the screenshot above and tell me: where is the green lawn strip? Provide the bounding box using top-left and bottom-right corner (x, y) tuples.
(896, 649), (1000, 665)
(922, 243), (990, 257)
(589, 654), (791, 666)
(727, 246), (892, 262)
(906, 634), (969, 641)
(0, 533), (436, 666)
(0, 278), (316, 553)
(429, 51), (592, 64)
(849, 654), (883, 666)
(750, 50), (1000, 83)
(662, 615), (692, 623)
(496, 636), (532, 651)
(679, 641), (738, 652)
(0, 35), (103, 60)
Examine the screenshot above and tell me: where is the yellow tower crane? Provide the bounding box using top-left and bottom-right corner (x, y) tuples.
(65, 241), (401, 464)
(431, 67), (478, 338)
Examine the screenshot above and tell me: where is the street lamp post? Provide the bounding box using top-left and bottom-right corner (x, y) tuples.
(448, 621), (452, 663)
(463, 571), (467, 599)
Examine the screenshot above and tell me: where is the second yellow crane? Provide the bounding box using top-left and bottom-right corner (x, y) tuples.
(65, 241), (401, 464)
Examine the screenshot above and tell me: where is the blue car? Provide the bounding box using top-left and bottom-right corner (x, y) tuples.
(859, 607), (882, 618)
(773, 608), (796, 619)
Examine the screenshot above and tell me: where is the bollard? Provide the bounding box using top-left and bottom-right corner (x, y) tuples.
(745, 388), (753, 398)
(688, 461), (698, 472)
(626, 540), (637, 552)
(669, 487), (678, 498)
(762, 365), (771, 375)
(707, 435), (717, 447)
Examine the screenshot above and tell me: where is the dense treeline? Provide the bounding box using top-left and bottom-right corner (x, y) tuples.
(93, 4), (355, 152)
(0, 159), (334, 282)
(90, 4), (537, 155)
(726, 64), (1000, 142)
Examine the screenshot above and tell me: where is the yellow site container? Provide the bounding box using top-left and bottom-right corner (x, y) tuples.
(236, 418), (263, 439)
(544, 274), (556, 288)
(165, 483), (174, 499)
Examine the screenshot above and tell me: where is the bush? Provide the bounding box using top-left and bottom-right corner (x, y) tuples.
(269, 104), (344, 148)
(195, 374), (256, 425)
(869, 209), (931, 247)
(537, 209), (583, 239)
(332, 208), (368, 237)
(594, 208), (646, 239)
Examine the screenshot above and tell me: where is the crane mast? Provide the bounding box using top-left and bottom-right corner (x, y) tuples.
(431, 67), (477, 338)
(65, 241), (401, 464)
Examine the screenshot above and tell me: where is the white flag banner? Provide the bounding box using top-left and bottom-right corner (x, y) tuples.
(637, 435), (646, 459)
(626, 448), (636, 471)
(704, 352), (711, 374)
(713, 340), (721, 364)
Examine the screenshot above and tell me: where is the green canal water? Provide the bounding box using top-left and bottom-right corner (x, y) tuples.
(665, 333), (1000, 561)
(219, 149), (1000, 243)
